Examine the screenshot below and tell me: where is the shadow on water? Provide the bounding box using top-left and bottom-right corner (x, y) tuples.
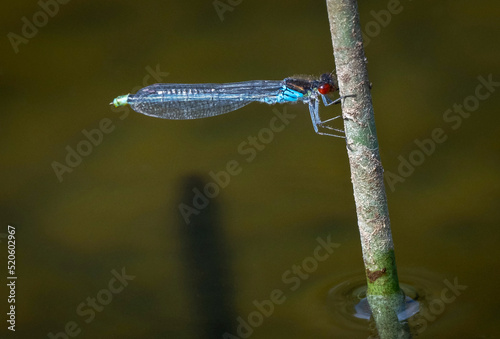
(172, 175), (458, 338)
(176, 174), (236, 338)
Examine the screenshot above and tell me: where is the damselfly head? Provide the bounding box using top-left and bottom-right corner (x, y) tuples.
(318, 73), (338, 95)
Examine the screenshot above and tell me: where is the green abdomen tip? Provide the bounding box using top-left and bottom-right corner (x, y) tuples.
(112, 94), (129, 107)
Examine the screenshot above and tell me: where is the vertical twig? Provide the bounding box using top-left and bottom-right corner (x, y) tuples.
(325, 0), (411, 337)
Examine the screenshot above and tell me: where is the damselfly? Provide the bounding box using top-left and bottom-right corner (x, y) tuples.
(111, 73), (348, 137)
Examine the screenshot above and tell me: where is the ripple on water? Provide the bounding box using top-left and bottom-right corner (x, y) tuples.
(284, 268), (451, 337)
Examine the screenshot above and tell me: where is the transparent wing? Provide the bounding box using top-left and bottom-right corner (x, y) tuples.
(128, 81), (284, 120)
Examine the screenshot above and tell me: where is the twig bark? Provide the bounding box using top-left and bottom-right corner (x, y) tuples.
(325, 0), (411, 337)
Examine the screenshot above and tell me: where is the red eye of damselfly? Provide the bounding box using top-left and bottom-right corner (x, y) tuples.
(318, 83), (331, 95)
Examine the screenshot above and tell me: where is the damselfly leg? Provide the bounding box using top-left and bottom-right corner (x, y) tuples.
(308, 98), (344, 138)
(308, 94), (355, 138)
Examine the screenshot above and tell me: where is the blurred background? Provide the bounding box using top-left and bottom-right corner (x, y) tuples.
(1, 0), (499, 338)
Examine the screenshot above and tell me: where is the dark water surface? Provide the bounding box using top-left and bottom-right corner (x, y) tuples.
(1, 1), (500, 338)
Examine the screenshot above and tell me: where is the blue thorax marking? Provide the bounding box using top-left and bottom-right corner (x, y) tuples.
(276, 86), (305, 103)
